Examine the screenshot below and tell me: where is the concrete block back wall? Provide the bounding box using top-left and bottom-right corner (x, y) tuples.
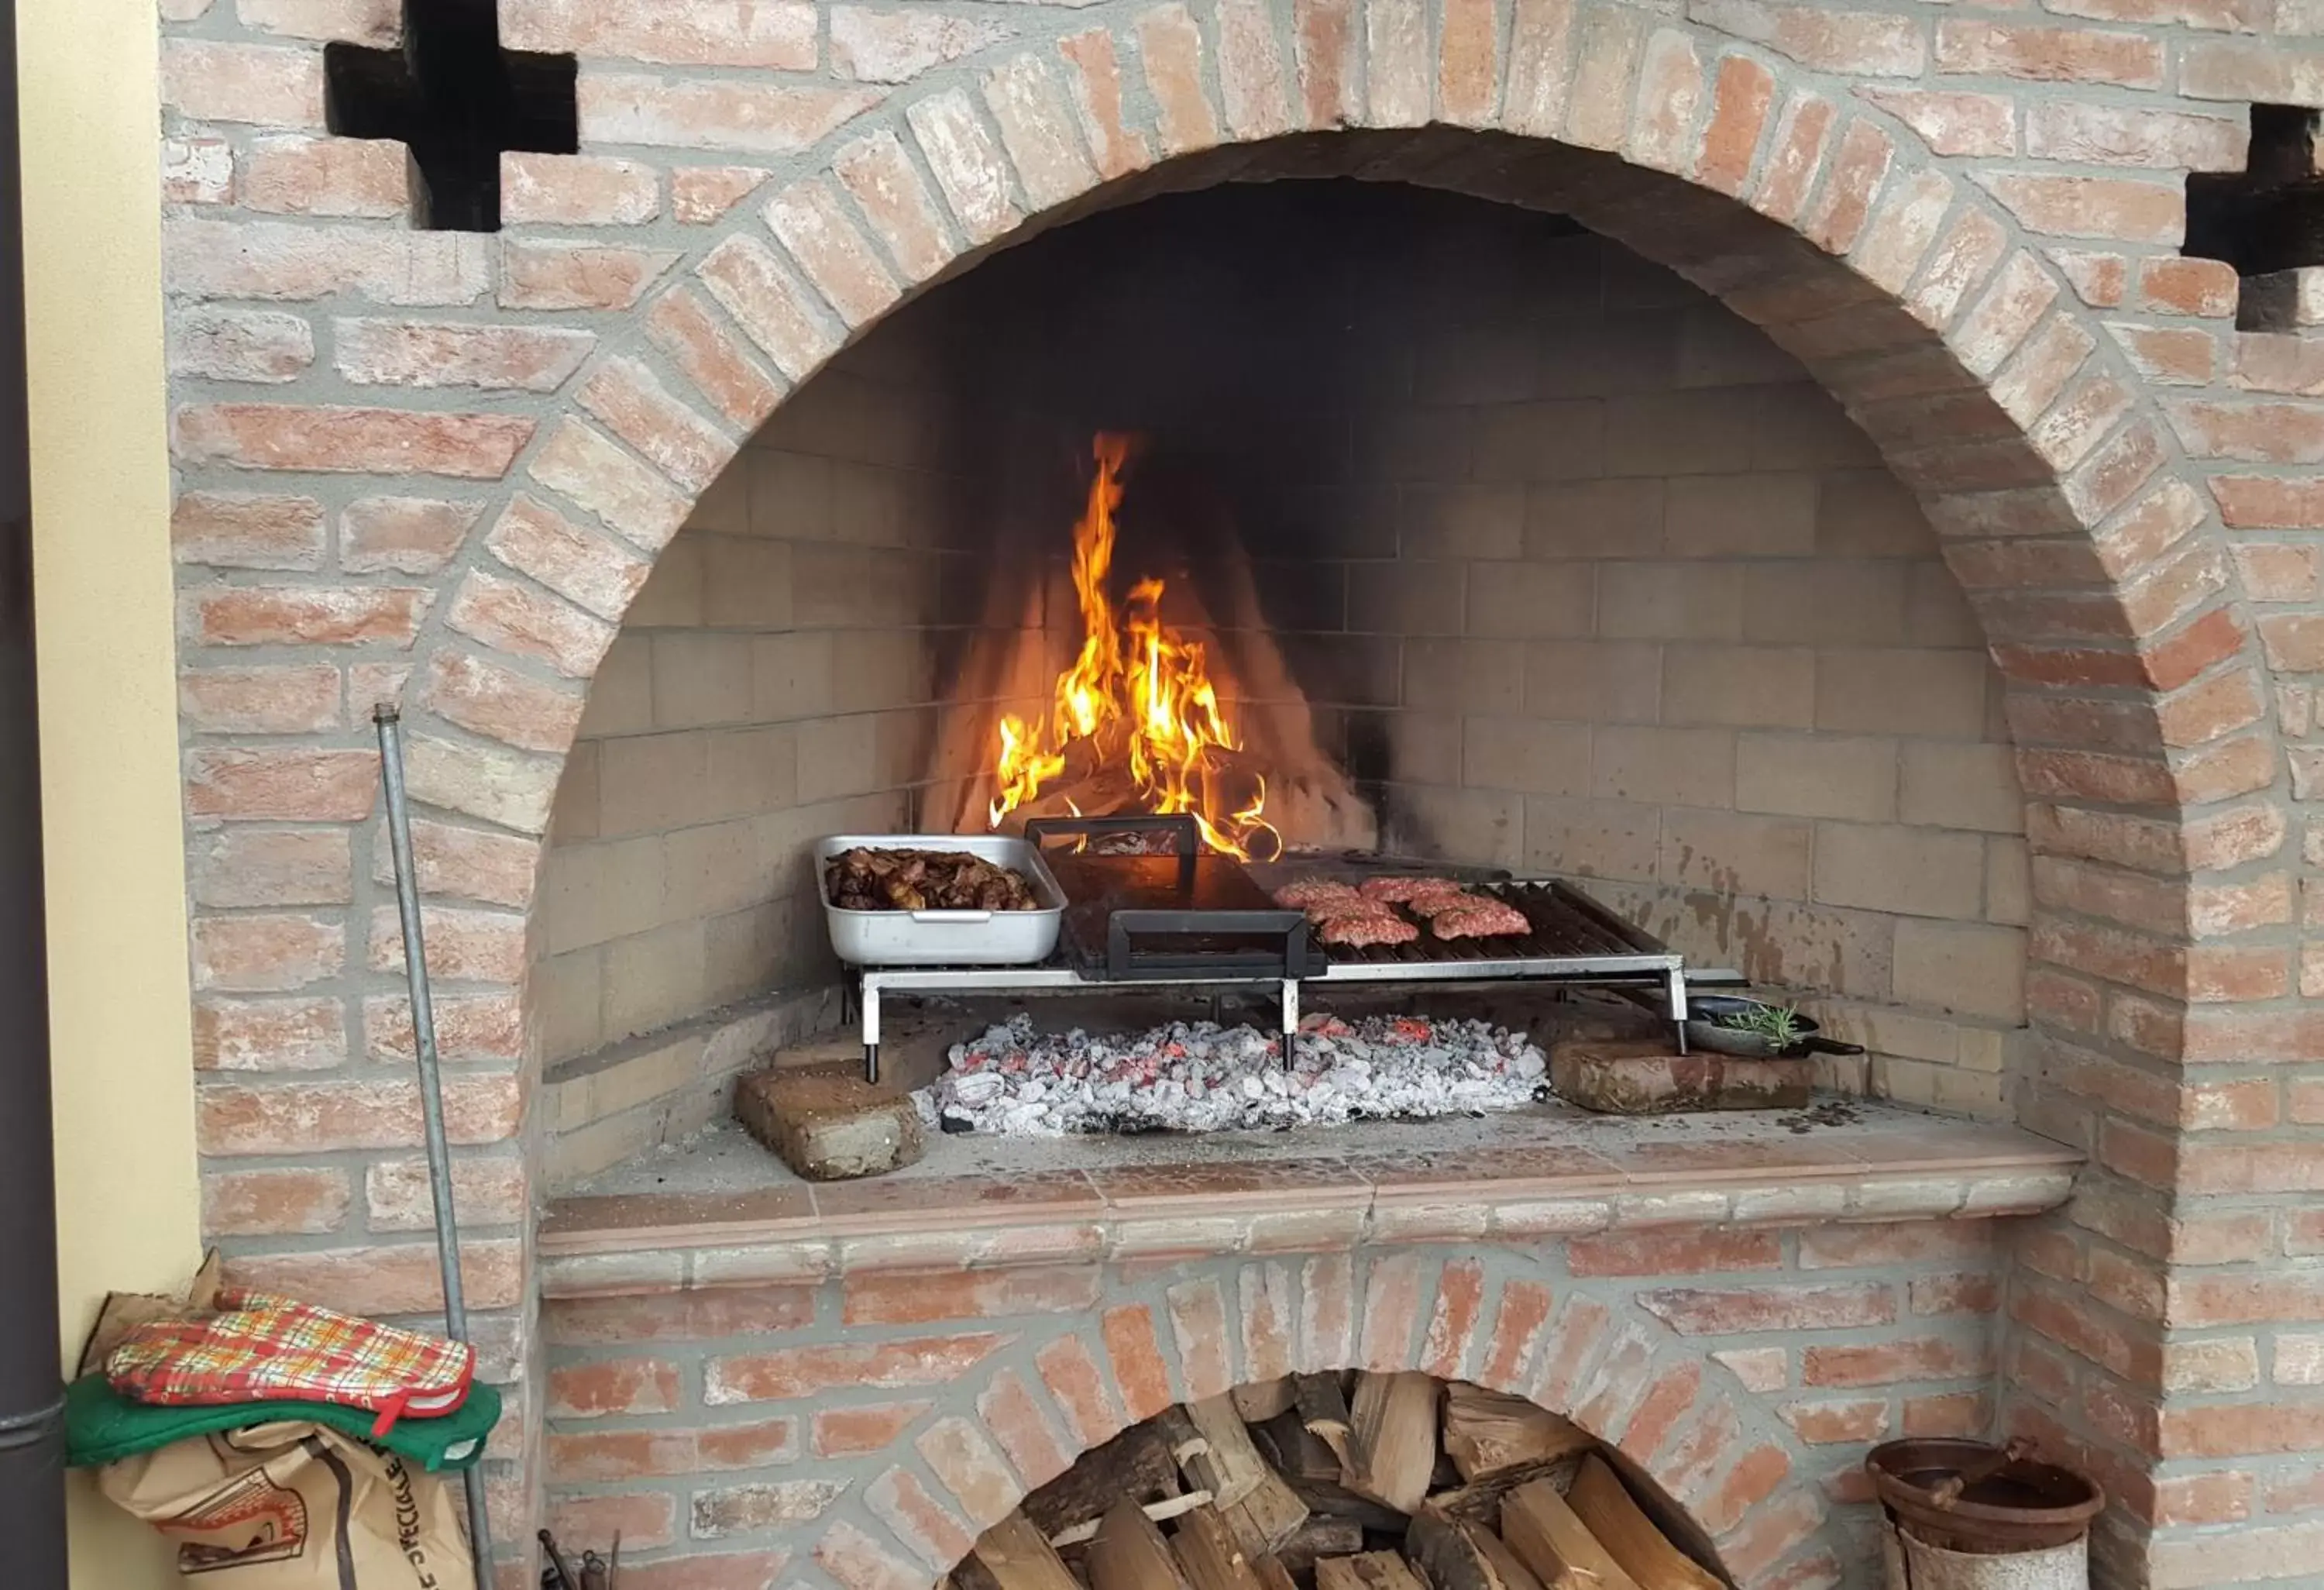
(158, 0), (2324, 1577)
(535, 304), (985, 1069)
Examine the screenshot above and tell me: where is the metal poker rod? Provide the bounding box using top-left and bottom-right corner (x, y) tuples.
(375, 705), (497, 1588)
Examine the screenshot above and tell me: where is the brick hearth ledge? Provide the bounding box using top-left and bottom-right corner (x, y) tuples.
(541, 1106), (2079, 1292)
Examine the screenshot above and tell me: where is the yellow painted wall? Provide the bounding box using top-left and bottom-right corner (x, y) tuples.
(20, 0), (203, 1582)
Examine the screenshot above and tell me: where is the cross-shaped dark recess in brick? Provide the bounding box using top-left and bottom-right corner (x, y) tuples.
(324, 0), (577, 232)
(2185, 105), (2324, 327)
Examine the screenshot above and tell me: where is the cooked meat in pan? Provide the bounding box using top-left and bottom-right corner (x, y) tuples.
(1431, 900), (1532, 939)
(825, 847), (1041, 912)
(1318, 912), (1420, 946)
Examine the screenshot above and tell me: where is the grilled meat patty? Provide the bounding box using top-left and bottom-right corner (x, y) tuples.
(1431, 900), (1531, 938)
(1408, 890), (1491, 919)
(1358, 874), (1463, 903)
(1318, 912), (1420, 946)
(1275, 878), (1364, 910)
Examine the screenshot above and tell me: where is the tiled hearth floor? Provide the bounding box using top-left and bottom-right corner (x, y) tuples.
(540, 1101), (2082, 1296)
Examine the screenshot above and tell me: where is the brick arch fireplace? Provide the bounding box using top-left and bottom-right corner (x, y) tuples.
(164, 3), (2317, 1583)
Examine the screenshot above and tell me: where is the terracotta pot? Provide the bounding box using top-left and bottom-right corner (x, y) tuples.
(1866, 1439), (2103, 1555)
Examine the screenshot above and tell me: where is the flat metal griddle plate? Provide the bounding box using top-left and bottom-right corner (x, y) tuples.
(1324, 879), (1667, 965)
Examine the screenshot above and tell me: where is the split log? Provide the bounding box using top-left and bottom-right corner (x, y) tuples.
(1154, 1407), (1213, 1475)
(1052, 1495), (1215, 1548)
(1294, 1374), (1353, 1461)
(1174, 1506), (1269, 1590)
(1344, 1372), (1439, 1514)
(1403, 1512), (1545, 1590)
(971, 1513), (1082, 1590)
(1089, 1500), (1199, 1590)
(1258, 1410), (1344, 1483)
(1564, 1456), (1721, 1590)
(1233, 1378), (1298, 1423)
(1273, 1516), (1367, 1575)
(1422, 1460), (1580, 1526)
(1313, 1552), (1428, 1590)
(1187, 1396), (1273, 1508)
(1027, 1423), (1184, 1537)
(1219, 1464), (1311, 1559)
(1441, 1385), (1593, 1482)
(1497, 1478), (1643, 1590)
(1254, 1559), (1301, 1590)
(1284, 1477), (1410, 1533)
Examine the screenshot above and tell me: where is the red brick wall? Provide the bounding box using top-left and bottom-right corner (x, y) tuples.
(159, 0), (2323, 1578)
(541, 1234), (2006, 1588)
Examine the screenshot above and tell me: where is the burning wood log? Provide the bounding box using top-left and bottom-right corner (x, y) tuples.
(1563, 1457), (1722, 1590)
(1343, 1372), (1439, 1514)
(1089, 1501), (1199, 1590)
(1498, 1478), (1644, 1590)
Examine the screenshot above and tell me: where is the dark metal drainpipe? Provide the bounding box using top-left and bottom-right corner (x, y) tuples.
(0, 0), (70, 1580)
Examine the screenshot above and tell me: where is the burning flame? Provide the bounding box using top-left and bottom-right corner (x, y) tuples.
(988, 435), (1281, 860)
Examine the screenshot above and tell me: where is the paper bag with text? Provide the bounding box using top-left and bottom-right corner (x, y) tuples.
(98, 1420), (476, 1588)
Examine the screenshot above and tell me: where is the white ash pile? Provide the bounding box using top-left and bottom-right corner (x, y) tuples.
(916, 1012), (1549, 1136)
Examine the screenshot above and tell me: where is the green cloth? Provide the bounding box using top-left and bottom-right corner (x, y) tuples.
(65, 1372), (500, 1472)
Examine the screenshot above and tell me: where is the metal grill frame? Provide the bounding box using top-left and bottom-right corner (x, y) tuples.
(848, 874), (1694, 1081)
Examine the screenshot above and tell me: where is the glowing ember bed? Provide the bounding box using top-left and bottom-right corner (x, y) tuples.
(838, 813), (1724, 1080)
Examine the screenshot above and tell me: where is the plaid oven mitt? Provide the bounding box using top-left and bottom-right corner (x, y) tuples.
(105, 1289), (474, 1437)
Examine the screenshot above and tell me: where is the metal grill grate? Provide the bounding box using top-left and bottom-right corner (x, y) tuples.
(1322, 879), (1669, 965)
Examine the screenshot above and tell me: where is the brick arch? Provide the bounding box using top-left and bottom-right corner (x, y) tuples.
(343, 6), (2268, 899)
(744, 1253), (1849, 1590)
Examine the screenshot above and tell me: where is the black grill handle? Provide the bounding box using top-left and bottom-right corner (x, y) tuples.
(1025, 812), (1201, 889)
(1105, 909), (1311, 981)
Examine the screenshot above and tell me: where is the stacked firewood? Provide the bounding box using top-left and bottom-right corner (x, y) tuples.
(952, 1375), (1726, 1590)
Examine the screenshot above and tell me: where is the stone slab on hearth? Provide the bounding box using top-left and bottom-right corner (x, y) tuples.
(538, 1100), (2079, 1296)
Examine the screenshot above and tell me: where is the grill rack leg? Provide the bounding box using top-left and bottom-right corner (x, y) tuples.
(1667, 965), (1690, 1055)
